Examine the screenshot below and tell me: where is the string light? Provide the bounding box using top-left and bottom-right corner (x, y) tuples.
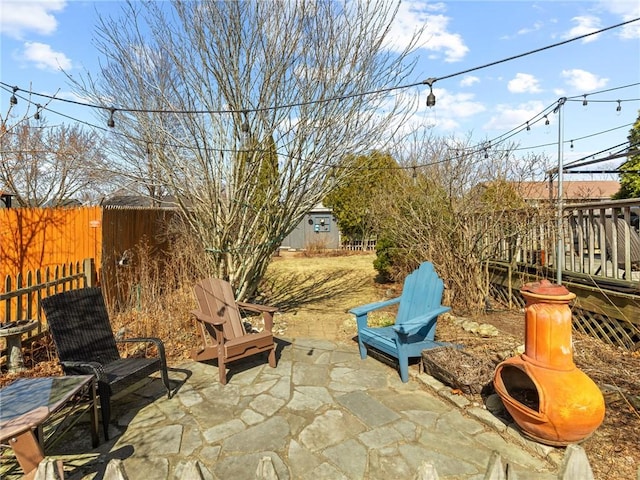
(526, 121), (530, 131)
(570, 140), (574, 150)
(6, 88), (634, 176)
(1, 15), (638, 119)
(424, 78), (436, 108)
(616, 100), (621, 112)
(1, 66), (637, 177)
(241, 110), (250, 133)
(582, 95), (588, 106)
(34, 104), (41, 120)
(10, 86), (18, 105)
(107, 107), (116, 128)
(544, 115), (550, 126)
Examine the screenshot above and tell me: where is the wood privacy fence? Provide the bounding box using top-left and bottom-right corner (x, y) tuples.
(0, 206), (102, 289)
(0, 205), (180, 304)
(100, 206), (179, 306)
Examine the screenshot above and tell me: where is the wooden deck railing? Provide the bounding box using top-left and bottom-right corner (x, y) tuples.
(565, 199), (640, 281)
(481, 198), (640, 283)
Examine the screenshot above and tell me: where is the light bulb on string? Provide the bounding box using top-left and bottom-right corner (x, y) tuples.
(329, 166), (336, 188)
(616, 100), (621, 113)
(526, 121), (530, 132)
(107, 108), (116, 128)
(582, 95), (588, 106)
(424, 77), (436, 108)
(10, 87), (18, 105)
(34, 104), (41, 121)
(544, 115), (550, 126)
(241, 110), (250, 134)
(570, 140), (574, 150)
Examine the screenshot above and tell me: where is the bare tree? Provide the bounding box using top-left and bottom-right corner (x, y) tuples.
(374, 131), (552, 313)
(71, 0), (422, 298)
(0, 111), (114, 206)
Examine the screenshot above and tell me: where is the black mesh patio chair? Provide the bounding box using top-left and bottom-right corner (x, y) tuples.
(41, 287), (171, 441)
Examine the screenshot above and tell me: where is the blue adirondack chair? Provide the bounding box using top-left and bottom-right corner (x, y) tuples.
(350, 262), (454, 382)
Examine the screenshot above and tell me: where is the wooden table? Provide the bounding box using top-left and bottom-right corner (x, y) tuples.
(0, 375), (99, 477)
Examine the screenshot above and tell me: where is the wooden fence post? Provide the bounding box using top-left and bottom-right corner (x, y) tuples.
(83, 258), (95, 287)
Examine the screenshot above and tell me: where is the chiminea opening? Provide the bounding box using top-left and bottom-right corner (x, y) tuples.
(499, 365), (540, 412)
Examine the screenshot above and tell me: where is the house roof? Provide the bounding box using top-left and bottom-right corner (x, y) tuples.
(516, 180), (620, 202)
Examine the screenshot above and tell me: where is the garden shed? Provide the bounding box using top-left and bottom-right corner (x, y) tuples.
(280, 204), (340, 250)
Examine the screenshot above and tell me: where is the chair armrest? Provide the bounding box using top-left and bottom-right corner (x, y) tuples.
(350, 297), (401, 331)
(392, 306), (451, 336)
(117, 337), (168, 365)
(60, 361), (106, 382)
(237, 302), (278, 314)
(237, 302), (277, 333)
(191, 309), (225, 326)
(349, 297), (401, 318)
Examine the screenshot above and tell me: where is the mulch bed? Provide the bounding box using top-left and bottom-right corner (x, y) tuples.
(434, 310), (640, 480)
(421, 346), (495, 394)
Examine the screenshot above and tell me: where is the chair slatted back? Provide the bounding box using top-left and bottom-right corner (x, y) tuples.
(41, 288), (120, 365)
(395, 262), (445, 326)
(193, 278), (247, 340)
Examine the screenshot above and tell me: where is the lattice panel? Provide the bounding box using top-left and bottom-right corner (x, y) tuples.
(572, 309), (639, 351)
(489, 284), (525, 309)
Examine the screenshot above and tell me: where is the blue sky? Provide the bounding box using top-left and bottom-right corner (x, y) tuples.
(1, 1), (639, 180)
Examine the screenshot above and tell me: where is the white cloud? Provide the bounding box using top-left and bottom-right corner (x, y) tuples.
(23, 41), (72, 71)
(0, 1), (66, 39)
(598, 0), (640, 39)
(430, 117), (460, 131)
(561, 69), (608, 92)
(508, 73), (542, 94)
(417, 87), (485, 132)
(436, 90), (485, 119)
(483, 101), (546, 131)
(460, 76), (479, 87)
(516, 21), (544, 36)
(598, 0), (640, 18)
(387, 1), (468, 62)
(563, 15), (602, 43)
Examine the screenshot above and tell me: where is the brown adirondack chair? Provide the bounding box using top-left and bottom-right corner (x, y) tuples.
(190, 278), (277, 384)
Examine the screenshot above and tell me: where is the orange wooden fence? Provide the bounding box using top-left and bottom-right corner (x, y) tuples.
(0, 206), (102, 292)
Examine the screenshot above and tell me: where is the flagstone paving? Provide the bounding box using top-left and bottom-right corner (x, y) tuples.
(6, 338), (565, 479)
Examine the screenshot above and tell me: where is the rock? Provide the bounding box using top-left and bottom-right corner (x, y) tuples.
(477, 323), (499, 337)
(413, 461), (440, 480)
(461, 320), (480, 333)
(484, 394), (505, 415)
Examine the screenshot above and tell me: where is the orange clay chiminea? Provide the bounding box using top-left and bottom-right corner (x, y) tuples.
(493, 280), (605, 446)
